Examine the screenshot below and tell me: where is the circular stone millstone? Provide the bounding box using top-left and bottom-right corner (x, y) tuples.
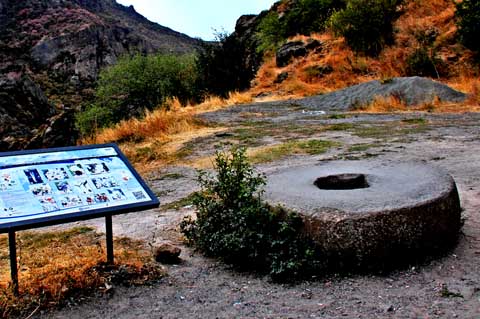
(264, 160), (462, 270)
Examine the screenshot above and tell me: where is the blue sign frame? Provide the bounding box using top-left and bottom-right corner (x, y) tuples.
(0, 143), (159, 233)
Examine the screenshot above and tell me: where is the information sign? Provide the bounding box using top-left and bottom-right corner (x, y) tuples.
(0, 144), (159, 232)
(0, 143), (159, 295)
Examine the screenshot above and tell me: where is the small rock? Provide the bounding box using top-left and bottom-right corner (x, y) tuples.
(305, 39), (323, 52)
(215, 132), (234, 138)
(274, 72), (289, 84)
(153, 242), (181, 264)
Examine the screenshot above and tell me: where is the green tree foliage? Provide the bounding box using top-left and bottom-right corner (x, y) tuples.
(455, 0), (480, 54)
(284, 0), (346, 37)
(195, 32), (254, 98)
(406, 28), (441, 78)
(256, 11), (287, 53)
(76, 53), (199, 136)
(406, 48), (440, 78)
(257, 0), (346, 52)
(180, 147), (319, 281)
(330, 0), (404, 56)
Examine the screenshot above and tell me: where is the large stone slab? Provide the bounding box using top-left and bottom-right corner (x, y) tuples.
(265, 160), (462, 269)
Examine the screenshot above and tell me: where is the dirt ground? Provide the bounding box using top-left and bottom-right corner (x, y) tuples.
(36, 102), (480, 318)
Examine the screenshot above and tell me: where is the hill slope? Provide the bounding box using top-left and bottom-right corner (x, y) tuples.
(0, 0), (201, 150)
(237, 0), (478, 99)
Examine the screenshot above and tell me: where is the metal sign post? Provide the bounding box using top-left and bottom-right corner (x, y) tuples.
(0, 144), (159, 294)
(105, 215), (114, 264)
(8, 230), (18, 296)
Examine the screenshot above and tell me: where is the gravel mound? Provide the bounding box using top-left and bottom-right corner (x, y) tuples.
(298, 76), (467, 110)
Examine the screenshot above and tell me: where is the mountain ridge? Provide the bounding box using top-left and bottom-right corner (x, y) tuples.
(0, 0), (201, 150)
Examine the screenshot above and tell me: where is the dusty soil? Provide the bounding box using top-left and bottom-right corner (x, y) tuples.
(36, 102), (480, 318)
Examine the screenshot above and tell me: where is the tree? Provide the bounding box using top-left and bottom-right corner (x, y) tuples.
(196, 32), (253, 97)
(76, 53), (199, 136)
(455, 0), (480, 54)
(331, 0), (404, 56)
(256, 0), (346, 53)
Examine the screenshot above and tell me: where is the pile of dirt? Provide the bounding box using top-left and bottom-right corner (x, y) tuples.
(298, 76), (467, 110)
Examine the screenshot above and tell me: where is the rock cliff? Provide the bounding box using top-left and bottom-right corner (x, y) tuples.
(0, 0), (201, 150)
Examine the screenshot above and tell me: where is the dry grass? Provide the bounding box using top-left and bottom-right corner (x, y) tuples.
(86, 109), (204, 145)
(81, 92), (253, 172)
(352, 93), (480, 114)
(352, 95), (409, 112)
(0, 227), (162, 317)
(85, 91), (253, 145)
(249, 33), (382, 98)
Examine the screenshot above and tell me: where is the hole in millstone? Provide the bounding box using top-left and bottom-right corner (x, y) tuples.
(314, 173), (369, 190)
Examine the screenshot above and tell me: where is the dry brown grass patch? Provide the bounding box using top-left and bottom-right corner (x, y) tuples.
(0, 227), (162, 317)
(121, 126), (227, 174)
(85, 109), (204, 145)
(352, 95), (409, 112)
(353, 93), (480, 114)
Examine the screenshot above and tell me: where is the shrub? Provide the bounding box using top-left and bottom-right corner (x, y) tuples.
(256, 11), (287, 53)
(406, 27), (442, 78)
(180, 147), (319, 281)
(455, 0), (480, 54)
(196, 32), (254, 98)
(256, 0), (346, 53)
(283, 0), (346, 37)
(330, 0), (404, 56)
(76, 53), (199, 136)
(75, 103), (114, 137)
(406, 48), (440, 78)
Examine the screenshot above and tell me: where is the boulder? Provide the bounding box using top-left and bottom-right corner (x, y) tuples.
(274, 71), (289, 84)
(276, 41), (307, 67)
(153, 242), (182, 264)
(305, 39), (323, 52)
(298, 76), (467, 110)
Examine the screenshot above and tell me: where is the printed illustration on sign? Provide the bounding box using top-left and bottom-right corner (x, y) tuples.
(86, 163), (109, 175)
(73, 180), (94, 194)
(43, 168), (69, 181)
(0, 173), (17, 191)
(30, 184), (53, 197)
(68, 164), (86, 177)
(38, 197), (58, 212)
(24, 169), (43, 185)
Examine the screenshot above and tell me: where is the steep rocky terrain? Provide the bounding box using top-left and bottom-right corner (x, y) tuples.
(0, 0), (201, 150)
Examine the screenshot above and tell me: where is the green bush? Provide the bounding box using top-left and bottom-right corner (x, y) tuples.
(76, 53), (199, 136)
(180, 147), (319, 281)
(406, 27), (442, 77)
(256, 11), (287, 53)
(256, 0), (346, 53)
(283, 0), (346, 37)
(75, 103), (114, 137)
(196, 32), (254, 98)
(406, 48), (440, 78)
(455, 0), (480, 54)
(330, 0), (404, 56)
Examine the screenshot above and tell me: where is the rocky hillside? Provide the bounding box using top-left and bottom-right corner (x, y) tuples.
(229, 0), (477, 100)
(0, 0), (201, 150)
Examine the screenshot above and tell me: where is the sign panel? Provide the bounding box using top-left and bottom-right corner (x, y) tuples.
(0, 144), (159, 232)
